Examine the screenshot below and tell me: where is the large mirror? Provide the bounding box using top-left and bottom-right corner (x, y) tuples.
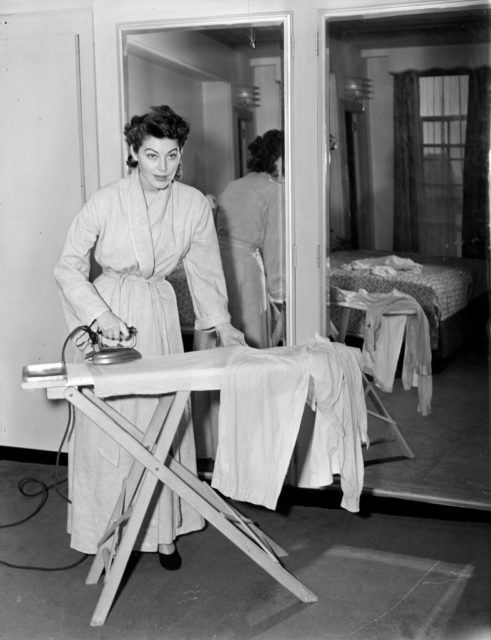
(119, 17), (290, 348)
(118, 17), (291, 463)
(324, 7), (490, 509)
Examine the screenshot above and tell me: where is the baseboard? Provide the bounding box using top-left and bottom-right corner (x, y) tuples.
(0, 446), (67, 467)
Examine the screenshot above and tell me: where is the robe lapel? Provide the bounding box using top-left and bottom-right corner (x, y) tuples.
(120, 171), (155, 279)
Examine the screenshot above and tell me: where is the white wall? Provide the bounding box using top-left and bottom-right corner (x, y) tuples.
(0, 5), (98, 451)
(251, 58), (283, 136)
(127, 30), (251, 86)
(202, 81), (235, 196)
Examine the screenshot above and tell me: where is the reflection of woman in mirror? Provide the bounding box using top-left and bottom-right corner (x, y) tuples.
(54, 105), (244, 570)
(216, 129), (285, 348)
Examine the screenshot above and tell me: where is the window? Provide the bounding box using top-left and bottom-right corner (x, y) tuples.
(419, 74), (468, 256)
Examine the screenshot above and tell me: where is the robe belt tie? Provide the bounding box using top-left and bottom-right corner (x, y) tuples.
(219, 236), (259, 254)
(99, 270), (177, 337)
(218, 237), (264, 278)
(100, 270), (176, 301)
(102, 270), (171, 285)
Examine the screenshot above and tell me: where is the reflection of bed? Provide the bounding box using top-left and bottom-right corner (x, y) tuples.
(328, 249), (488, 368)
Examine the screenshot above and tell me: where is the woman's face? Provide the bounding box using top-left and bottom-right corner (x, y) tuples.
(134, 135), (181, 191)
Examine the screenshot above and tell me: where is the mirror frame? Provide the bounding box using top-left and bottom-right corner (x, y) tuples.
(116, 13), (294, 344)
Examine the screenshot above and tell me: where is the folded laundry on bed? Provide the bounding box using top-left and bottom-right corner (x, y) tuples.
(211, 335), (367, 513)
(343, 255), (423, 276)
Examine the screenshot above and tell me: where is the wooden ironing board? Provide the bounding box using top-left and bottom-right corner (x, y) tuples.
(22, 347), (317, 626)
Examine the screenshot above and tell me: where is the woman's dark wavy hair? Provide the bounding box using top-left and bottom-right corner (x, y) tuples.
(124, 105), (190, 169)
(246, 129), (284, 175)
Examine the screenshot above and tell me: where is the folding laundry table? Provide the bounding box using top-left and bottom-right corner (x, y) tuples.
(22, 346), (317, 626)
(331, 298), (416, 459)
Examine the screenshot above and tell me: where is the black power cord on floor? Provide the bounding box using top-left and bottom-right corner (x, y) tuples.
(0, 329), (90, 571)
(0, 477), (88, 571)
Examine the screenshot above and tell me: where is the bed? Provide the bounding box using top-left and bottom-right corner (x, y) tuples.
(327, 249), (488, 368)
(168, 249), (488, 368)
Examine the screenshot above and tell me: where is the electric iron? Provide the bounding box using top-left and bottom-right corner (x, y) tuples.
(83, 325), (142, 365)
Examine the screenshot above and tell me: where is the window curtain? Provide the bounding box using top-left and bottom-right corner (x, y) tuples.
(462, 66), (490, 260)
(393, 70), (424, 252)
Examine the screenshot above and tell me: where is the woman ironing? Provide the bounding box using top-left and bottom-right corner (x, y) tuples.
(55, 105), (244, 568)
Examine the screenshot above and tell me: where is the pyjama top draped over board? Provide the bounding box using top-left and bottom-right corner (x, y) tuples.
(212, 337), (368, 513)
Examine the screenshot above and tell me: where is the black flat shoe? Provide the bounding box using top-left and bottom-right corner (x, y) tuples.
(158, 548), (182, 570)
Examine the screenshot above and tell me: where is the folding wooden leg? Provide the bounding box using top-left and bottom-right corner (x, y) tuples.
(167, 456), (288, 559)
(65, 387), (191, 626)
(148, 459), (318, 609)
(363, 373), (415, 459)
(64, 386), (317, 627)
(331, 302), (415, 459)
(84, 393), (175, 585)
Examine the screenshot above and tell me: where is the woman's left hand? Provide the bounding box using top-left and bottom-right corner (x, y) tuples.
(215, 322), (247, 347)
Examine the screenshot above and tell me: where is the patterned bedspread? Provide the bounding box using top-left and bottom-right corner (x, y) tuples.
(328, 250), (488, 349)
(167, 250), (488, 348)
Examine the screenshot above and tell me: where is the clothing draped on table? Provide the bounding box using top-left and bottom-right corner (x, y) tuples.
(297, 339), (368, 513)
(211, 335), (368, 513)
(54, 170), (230, 554)
(341, 289), (433, 416)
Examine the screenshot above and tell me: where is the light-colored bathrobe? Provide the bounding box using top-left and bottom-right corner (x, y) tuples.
(216, 172), (284, 348)
(54, 170), (231, 553)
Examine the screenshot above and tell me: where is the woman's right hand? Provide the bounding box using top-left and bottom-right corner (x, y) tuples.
(95, 310), (130, 341)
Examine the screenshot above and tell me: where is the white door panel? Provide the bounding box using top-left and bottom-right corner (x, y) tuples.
(0, 34), (84, 450)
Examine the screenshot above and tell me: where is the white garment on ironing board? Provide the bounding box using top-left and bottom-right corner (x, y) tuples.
(212, 337), (367, 512)
(212, 345), (311, 509)
(296, 341), (368, 513)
